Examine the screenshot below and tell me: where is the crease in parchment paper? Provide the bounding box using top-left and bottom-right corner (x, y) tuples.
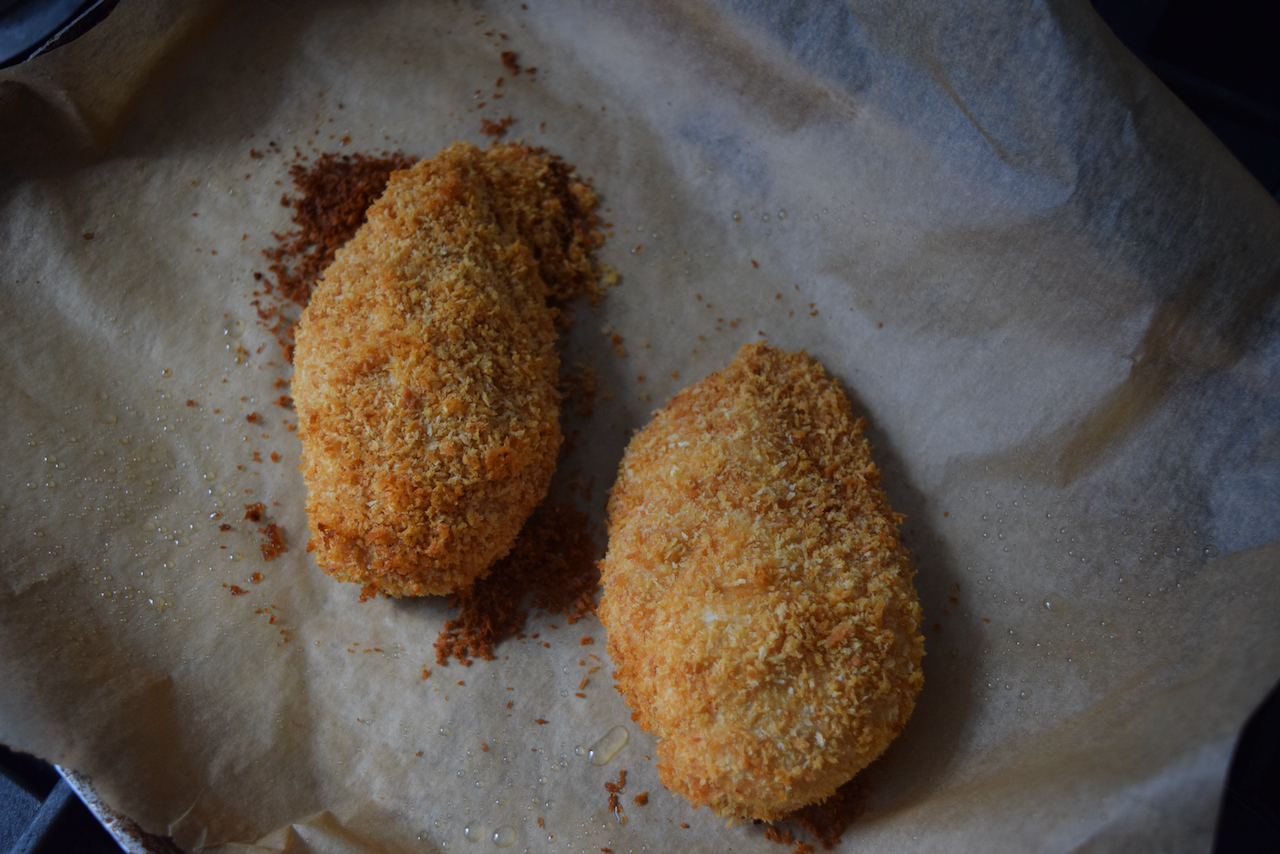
(0, 1), (225, 164)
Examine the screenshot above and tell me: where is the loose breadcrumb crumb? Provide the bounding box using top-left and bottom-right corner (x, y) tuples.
(763, 776), (869, 850)
(433, 502), (599, 664)
(258, 523), (286, 560)
(605, 769), (628, 823)
(265, 152), (418, 308)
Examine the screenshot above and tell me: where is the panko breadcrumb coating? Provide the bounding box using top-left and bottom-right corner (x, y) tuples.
(598, 343), (924, 821)
(292, 142), (601, 598)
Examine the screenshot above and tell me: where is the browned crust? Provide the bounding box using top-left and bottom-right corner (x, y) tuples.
(598, 343), (924, 821)
(291, 142), (599, 597)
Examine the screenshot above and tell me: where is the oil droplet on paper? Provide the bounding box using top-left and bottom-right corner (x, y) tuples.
(492, 825), (516, 847)
(587, 725), (628, 766)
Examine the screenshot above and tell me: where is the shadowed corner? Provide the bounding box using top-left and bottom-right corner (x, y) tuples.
(0, 0), (121, 70)
(1214, 678), (1280, 853)
(0, 0), (235, 169)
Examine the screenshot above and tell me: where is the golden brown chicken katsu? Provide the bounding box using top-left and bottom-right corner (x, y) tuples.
(292, 142), (601, 598)
(599, 343), (924, 821)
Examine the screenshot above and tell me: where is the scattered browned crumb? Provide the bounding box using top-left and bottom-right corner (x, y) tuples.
(765, 777), (869, 851)
(481, 115), (516, 138)
(264, 152), (418, 307)
(293, 143), (605, 598)
(228, 585), (247, 596)
(259, 523), (286, 561)
(633, 792), (648, 806)
(605, 769), (628, 823)
(765, 827), (794, 846)
(255, 151), (418, 363)
(787, 777), (868, 849)
(598, 343), (924, 822)
(561, 365), (598, 418)
(244, 502), (265, 522)
(250, 572), (263, 583)
(434, 501), (599, 664)
(501, 50), (520, 74)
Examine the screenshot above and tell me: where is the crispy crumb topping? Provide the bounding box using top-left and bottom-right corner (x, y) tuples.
(599, 343), (924, 821)
(292, 142), (602, 597)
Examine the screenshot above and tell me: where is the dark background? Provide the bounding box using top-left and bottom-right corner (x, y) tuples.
(1091, 0), (1280, 202)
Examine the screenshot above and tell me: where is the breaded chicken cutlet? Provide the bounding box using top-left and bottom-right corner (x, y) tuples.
(599, 343), (924, 821)
(292, 142), (602, 598)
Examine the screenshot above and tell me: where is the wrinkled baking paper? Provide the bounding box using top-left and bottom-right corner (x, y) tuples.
(2, 0), (1278, 851)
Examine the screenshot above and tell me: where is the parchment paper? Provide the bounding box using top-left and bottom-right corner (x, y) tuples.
(3, 0), (1279, 851)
